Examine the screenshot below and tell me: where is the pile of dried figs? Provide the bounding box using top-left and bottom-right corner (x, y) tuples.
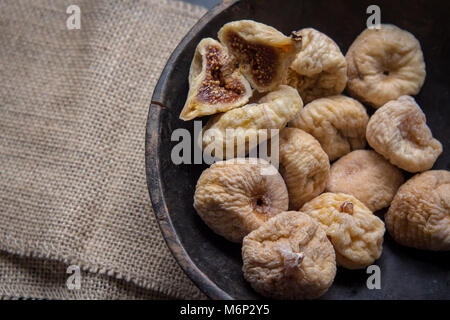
(179, 20), (449, 299)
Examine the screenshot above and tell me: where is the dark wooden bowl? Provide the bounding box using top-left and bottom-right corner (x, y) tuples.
(146, 0), (450, 299)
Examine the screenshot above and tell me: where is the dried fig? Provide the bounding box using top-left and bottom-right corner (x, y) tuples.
(179, 38), (252, 120)
(194, 158), (288, 243)
(366, 96), (443, 173)
(242, 211), (336, 299)
(278, 128), (330, 210)
(386, 170), (450, 251)
(326, 150), (404, 212)
(289, 95), (369, 161)
(346, 24), (426, 108)
(201, 85), (303, 158)
(218, 20), (300, 92)
(286, 28), (347, 103)
(301, 193), (385, 269)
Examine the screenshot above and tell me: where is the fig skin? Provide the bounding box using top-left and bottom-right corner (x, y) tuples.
(289, 95), (369, 161)
(278, 128), (330, 210)
(180, 38), (252, 120)
(346, 24), (426, 108)
(194, 158), (288, 243)
(326, 150), (404, 212)
(201, 85), (303, 159)
(218, 20), (301, 92)
(385, 170), (450, 251)
(242, 211), (336, 299)
(366, 96), (442, 173)
(301, 193), (385, 269)
(287, 28), (347, 104)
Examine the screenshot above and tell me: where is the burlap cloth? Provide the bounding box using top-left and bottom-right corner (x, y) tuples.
(0, 0), (208, 299)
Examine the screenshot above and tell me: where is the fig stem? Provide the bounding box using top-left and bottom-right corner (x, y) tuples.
(340, 201), (354, 214)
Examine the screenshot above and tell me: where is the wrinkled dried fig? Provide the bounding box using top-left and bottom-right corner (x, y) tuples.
(326, 150), (404, 212)
(218, 20), (300, 92)
(179, 38), (252, 120)
(201, 85), (303, 158)
(386, 170), (450, 251)
(278, 128), (330, 210)
(194, 158), (288, 243)
(289, 95), (368, 161)
(366, 96), (442, 173)
(301, 193), (385, 269)
(286, 28), (347, 103)
(346, 24), (426, 108)
(242, 211), (336, 299)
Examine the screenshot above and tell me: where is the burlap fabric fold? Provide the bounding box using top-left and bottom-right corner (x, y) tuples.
(0, 0), (207, 299)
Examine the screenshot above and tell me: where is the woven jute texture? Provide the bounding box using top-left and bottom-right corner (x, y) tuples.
(0, 0), (207, 299)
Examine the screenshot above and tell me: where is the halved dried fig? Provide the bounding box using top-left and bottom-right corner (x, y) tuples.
(326, 150), (404, 212)
(201, 85), (303, 158)
(386, 170), (450, 251)
(179, 38), (252, 120)
(194, 158), (288, 243)
(366, 96), (443, 172)
(278, 128), (330, 210)
(286, 28), (347, 104)
(242, 211), (336, 299)
(218, 20), (300, 92)
(346, 24), (426, 108)
(301, 193), (385, 269)
(289, 95), (369, 161)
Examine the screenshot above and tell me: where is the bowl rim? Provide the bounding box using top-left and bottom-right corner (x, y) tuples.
(145, 0), (241, 300)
